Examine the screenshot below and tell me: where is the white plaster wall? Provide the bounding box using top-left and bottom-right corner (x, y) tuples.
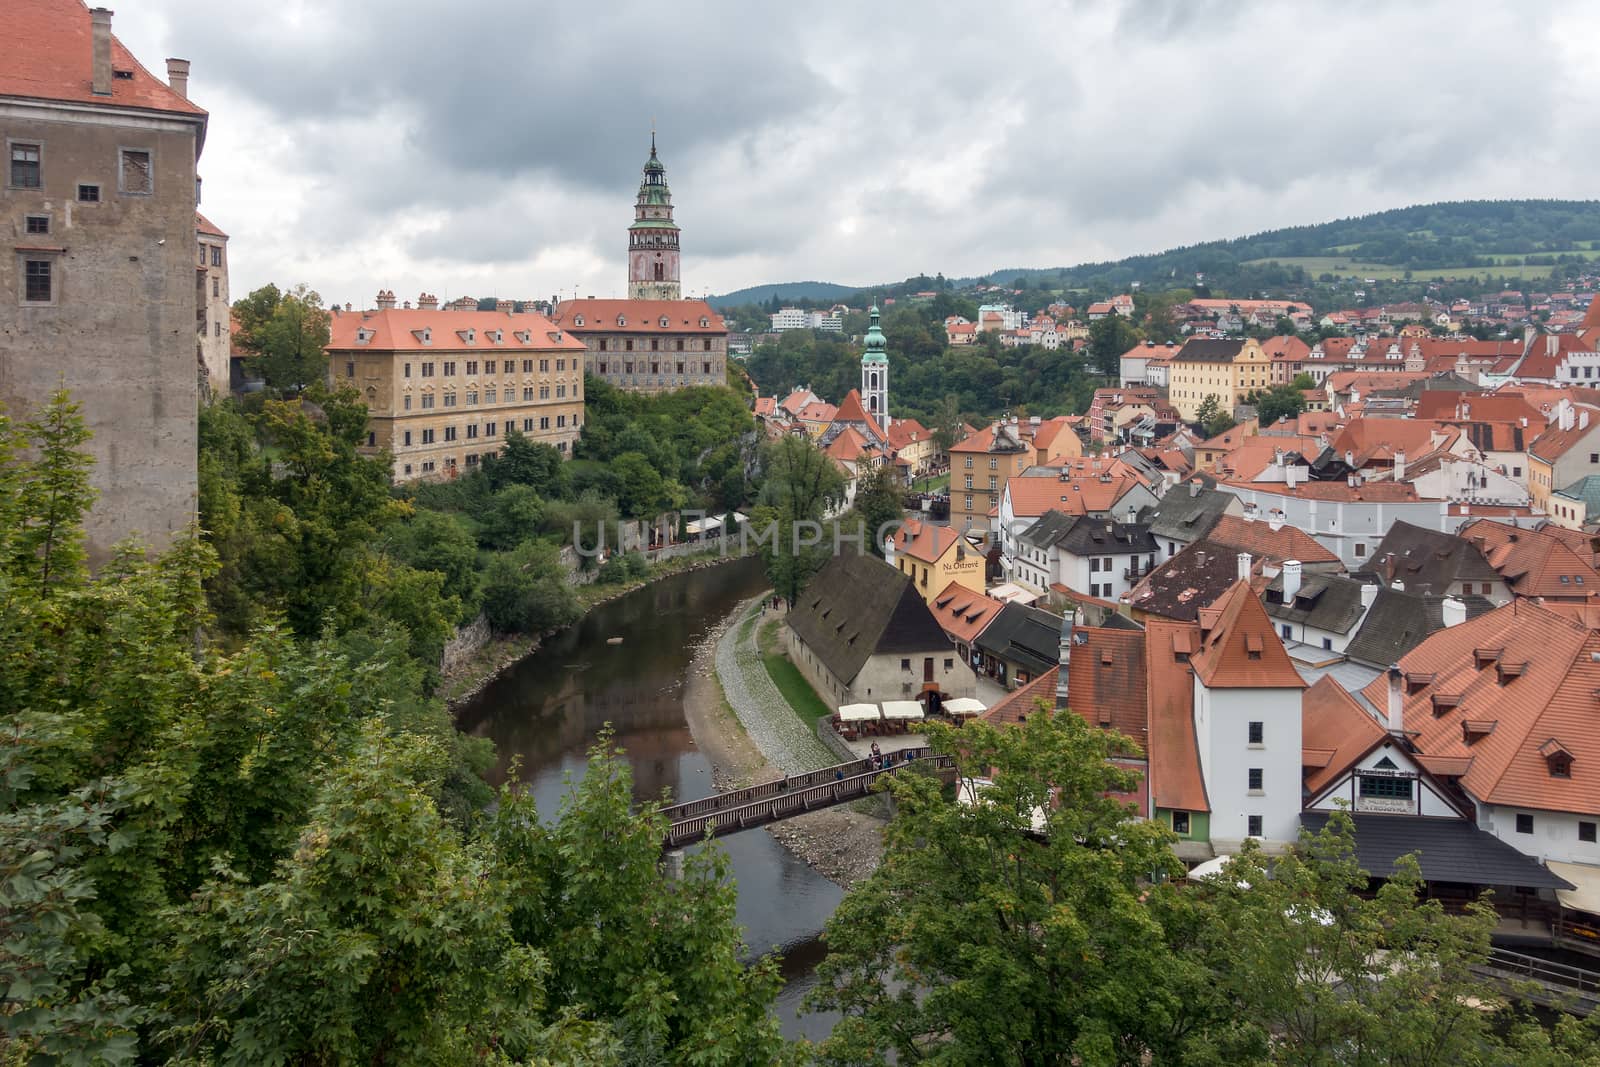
(1197, 684), (1304, 847)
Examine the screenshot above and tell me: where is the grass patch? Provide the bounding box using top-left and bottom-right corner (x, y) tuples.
(758, 617), (834, 727)
(912, 472), (950, 493)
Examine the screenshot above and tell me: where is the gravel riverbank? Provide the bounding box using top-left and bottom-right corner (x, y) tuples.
(683, 595), (887, 889)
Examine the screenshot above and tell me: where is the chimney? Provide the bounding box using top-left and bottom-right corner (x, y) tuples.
(1189, 481), (1200, 498)
(1237, 552), (1253, 582)
(375, 289), (396, 310)
(1386, 666), (1404, 735)
(1391, 578), (1406, 592)
(1282, 559), (1303, 600)
(1268, 511), (1284, 532)
(1393, 450), (1406, 481)
(1126, 505), (1137, 526)
(1584, 410), (1592, 431)
(417, 292), (438, 311)
(165, 57), (190, 99)
(1344, 449), (1355, 467)
(90, 8), (113, 96)
(496, 299), (514, 314)
(1359, 581), (1378, 609)
(1441, 596), (1468, 628)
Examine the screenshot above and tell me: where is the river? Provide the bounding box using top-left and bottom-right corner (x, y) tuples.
(454, 555), (844, 1042)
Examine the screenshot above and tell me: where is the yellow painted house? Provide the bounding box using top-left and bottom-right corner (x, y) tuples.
(885, 518), (986, 604)
(1168, 337), (1271, 422)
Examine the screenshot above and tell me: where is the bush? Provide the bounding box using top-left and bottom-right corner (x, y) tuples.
(480, 541), (580, 634)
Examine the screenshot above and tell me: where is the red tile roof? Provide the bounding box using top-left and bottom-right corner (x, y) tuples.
(832, 388), (881, 435)
(884, 418), (930, 451)
(1067, 627), (1148, 750)
(1461, 519), (1600, 600)
(1207, 514), (1341, 566)
(1529, 409), (1600, 462)
(550, 298), (725, 335)
(1189, 581), (1307, 690)
(326, 308), (584, 352)
(982, 668), (1059, 726)
(1360, 600), (1600, 815)
(1145, 618), (1209, 812)
(1416, 390), (1541, 424)
(0, 0), (206, 117)
(891, 518), (965, 564)
(753, 397), (777, 417)
(795, 401), (838, 424)
(823, 426), (874, 463)
(1302, 676), (1387, 795)
(195, 212), (227, 239)
(1004, 470), (1145, 518)
(931, 580), (1006, 646)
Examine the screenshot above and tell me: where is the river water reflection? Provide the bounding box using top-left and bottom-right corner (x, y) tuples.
(454, 556), (843, 1041)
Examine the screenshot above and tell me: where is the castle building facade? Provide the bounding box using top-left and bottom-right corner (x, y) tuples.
(1, 1), (208, 559)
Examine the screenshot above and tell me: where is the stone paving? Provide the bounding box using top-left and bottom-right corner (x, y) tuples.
(714, 596), (836, 775)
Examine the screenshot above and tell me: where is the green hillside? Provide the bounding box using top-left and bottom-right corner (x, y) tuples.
(707, 280), (857, 308)
(980, 199), (1600, 292)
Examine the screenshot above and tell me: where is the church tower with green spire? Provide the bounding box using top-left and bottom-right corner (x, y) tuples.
(861, 305), (889, 433)
(628, 133), (682, 300)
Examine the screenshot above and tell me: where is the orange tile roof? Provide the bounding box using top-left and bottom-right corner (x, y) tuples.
(1004, 470), (1144, 518)
(1530, 408), (1600, 462)
(795, 401), (838, 423)
(1461, 519), (1600, 600)
(1215, 477), (1422, 503)
(550, 298), (726, 335)
(1208, 514), (1340, 565)
(1514, 333), (1591, 381)
(1416, 390), (1541, 423)
(982, 667), (1059, 726)
(891, 518), (965, 565)
(780, 388), (818, 415)
(884, 418), (930, 451)
(1145, 618), (1209, 812)
(1189, 581), (1307, 690)
(1360, 600), (1600, 815)
(1301, 676), (1387, 795)
(931, 580), (1006, 646)
(1536, 523), (1600, 569)
(823, 426), (873, 463)
(326, 308), (584, 353)
(1, 0), (207, 117)
(195, 212), (227, 239)
(753, 397), (777, 417)
(1067, 627), (1148, 750)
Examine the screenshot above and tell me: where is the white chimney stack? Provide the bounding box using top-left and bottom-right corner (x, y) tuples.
(1386, 666), (1404, 735)
(1237, 552), (1253, 582)
(1360, 581), (1379, 609)
(1393, 450), (1406, 481)
(1583, 410), (1592, 432)
(1282, 559), (1303, 600)
(1442, 596), (1468, 628)
(90, 8), (113, 96)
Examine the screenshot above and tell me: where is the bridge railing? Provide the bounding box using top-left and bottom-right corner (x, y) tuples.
(658, 748), (940, 824)
(663, 753), (955, 849)
(1485, 947), (1600, 997)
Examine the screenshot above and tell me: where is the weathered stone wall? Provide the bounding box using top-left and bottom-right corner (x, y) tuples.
(0, 106), (201, 560)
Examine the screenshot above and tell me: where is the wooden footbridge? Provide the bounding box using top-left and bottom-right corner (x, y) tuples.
(660, 748), (957, 850)
(1472, 946), (1600, 1015)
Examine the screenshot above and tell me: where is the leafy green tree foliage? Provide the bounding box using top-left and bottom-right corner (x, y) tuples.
(611, 450), (671, 518)
(848, 464), (906, 557)
(810, 711), (1203, 1065)
(480, 539), (579, 634)
(478, 483), (547, 552)
(483, 426), (570, 498)
(382, 507), (481, 615)
(930, 393), (965, 454)
(1251, 382), (1307, 426)
(758, 435), (845, 520)
(1195, 394), (1236, 437)
(489, 734), (798, 1066)
(232, 282), (332, 394)
(8, 388), (95, 592)
(1088, 312), (1141, 378)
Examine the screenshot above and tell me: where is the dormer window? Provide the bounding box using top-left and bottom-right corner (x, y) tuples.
(354, 329), (371, 345)
(1245, 634), (1263, 660)
(1431, 693), (1461, 717)
(1541, 739), (1574, 778)
(1496, 661), (1526, 685)
(660, 316), (670, 328)
(1462, 719), (1495, 745)
(574, 315), (585, 327)
(617, 315), (627, 327)
(493, 330), (503, 343)
(700, 316), (709, 327)
(1473, 647), (1502, 669)
(1404, 672), (1435, 696)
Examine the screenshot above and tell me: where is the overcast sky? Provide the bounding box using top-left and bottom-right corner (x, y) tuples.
(113, 0), (1600, 308)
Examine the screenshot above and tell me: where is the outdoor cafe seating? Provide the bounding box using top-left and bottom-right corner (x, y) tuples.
(835, 702), (879, 741)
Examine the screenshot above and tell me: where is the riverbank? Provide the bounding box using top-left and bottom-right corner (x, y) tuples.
(691, 595), (888, 889)
(441, 549), (748, 710)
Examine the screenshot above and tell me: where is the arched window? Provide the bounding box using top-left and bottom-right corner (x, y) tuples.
(870, 372), (878, 389)
(654, 262), (664, 281)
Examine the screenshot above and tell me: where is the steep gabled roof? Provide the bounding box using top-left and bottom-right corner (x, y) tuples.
(974, 603), (1063, 677)
(1209, 514), (1340, 566)
(0, 0), (207, 117)
(983, 668), (1058, 726)
(1462, 519), (1600, 600)
(1126, 539), (1258, 622)
(787, 554), (952, 684)
(1356, 521), (1500, 596)
(1145, 618), (1209, 812)
(891, 518), (965, 565)
(1302, 676), (1388, 795)
(1142, 484), (1236, 543)
(929, 581), (1006, 646)
(1189, 581), (1307, 690)
(1264, 573), (1371, 636)
(1360, 600), (1600, 815)
(1172, 338), (1248, 363)
(1067, 627), (1149, 750)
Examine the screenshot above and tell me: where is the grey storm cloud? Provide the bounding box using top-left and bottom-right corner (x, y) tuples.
(110, 0), (1600, 303)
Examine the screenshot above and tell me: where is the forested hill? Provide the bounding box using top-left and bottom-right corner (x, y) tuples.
(715, 200), (1600, 307)
(983, 199), (1600, 291)
(707, 280), (857, 308)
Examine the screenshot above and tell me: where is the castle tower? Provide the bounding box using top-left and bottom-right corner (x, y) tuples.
(627, 133), (682, 300)
(861, 305), (890, 432)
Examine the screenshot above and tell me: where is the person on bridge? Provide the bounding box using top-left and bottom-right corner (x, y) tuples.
(869, 742), (883, 770)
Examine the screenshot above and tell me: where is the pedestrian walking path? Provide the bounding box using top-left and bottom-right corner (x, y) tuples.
(713, 596), (835, 775)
